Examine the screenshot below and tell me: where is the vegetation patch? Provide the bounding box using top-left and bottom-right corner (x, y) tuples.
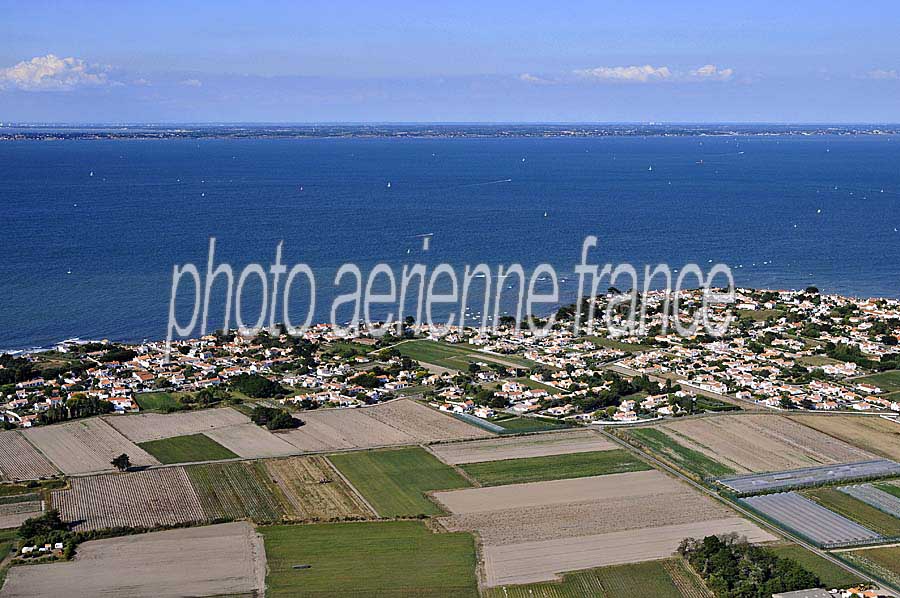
(133, 391), (189, 413)
(138, 433), (239, 464)
(623, 427), (735, 479)
(186, 461), (284, 522)
(841, 545), (900, 589)
(460, 449), (650, 487)
(328, 447), (470, 517)
(396, 339), (533, 371)
(491, 415), (573, 434)
(803, 487), (900, 536)
(261, 520), (478, 597)
(767, 544), (864, 588)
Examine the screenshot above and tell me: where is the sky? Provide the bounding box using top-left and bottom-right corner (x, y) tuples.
(1, 1), (899, 123)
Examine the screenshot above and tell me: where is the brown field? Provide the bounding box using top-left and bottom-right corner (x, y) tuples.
(0, 522), (266, 598)
(52, 467), (206, 531)
(0, 498), (43, 529)
(0, 430), (59, 480)
(657, 414), (873, 474)
(263, 456), (374, 520)
(204, 423), (297, 458)
(366, 399), (493, 442)
(276, 407), (417, 452)
(23, 418), (159, 475)
(789, 415), (900, 461)
(429, 430), (616, 465)
(104, 407), (250, 443)
(435, 470), (775, 587)
(482, 518), (776, 587)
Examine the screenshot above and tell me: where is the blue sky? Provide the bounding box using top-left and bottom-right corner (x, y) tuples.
(1, 1), (899, 122)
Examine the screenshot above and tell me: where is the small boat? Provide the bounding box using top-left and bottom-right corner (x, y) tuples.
(543, 212), (548, 217)
(89, 171), (93, 177)
(386, 181), (392, 188)
(648, 166), (653, 171)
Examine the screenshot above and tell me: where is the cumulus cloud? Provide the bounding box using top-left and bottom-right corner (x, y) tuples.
(866, 69), (899, 80)
(0, 54), (109, 91)
(574, 65), (672, 83)
(518, 73), (555, 85)
(689, 64), (734, 81)
(180, 78), (203, 87)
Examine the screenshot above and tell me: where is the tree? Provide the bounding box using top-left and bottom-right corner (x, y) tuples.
(111, 453), (131, 471)
(230, 373), (285, 398)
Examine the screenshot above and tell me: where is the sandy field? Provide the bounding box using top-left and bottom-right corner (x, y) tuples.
(105, 407), (250, 443)
(52, 467), (206, 531)
(366, 399), (493, 442)
(204, 423), (297, 458)
(0, 522), (266, 598)
(658, 414), (873, 473)
(24, 418), (159, 475)
(264, 456), (374, 520)
(276, 407), (418, 452)
(429, 430), (616, 465)
(0, 499), (43, 529)
(0, 431), (59, 480)
(482, 518), (777, 587)
(790, 415), (900, 461)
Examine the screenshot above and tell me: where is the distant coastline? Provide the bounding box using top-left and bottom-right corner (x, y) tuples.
(2, 123), (900, 141)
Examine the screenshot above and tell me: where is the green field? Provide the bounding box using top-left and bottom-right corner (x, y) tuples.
(261, 520), (478, 597)
(482, 558), (706, 598)
(768, 544), (863, 588)
(623, 427), (735, 479)
(797, 355), (843, 367)
(0, 529), (19, 590)
(854, 370), (900, 393)
(841, 545), (900, 589)
(804, 487), (900, 536)
(396, 339), (533, 371)
(512, 377), (561, 394)
(460, 449), (650, 487)
(134, 391), (190, 412)
(491, 415), (573, 434)
(138, 433), (239, 464)
(186, 461), (285, 522)
(328, 447), (470, 517)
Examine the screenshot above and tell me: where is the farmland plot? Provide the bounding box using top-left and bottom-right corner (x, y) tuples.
(52, 467), (205, 531)
(790, 415), (900, 461)
(842, 484), (900, 517)
(742, 492), (882, 546)
(365, 399), (493, 442)
(263, 456), (373, 520)
(0, 522), (266, 598)
(276, 406), (418, 452)
(656, 415), (873, 473)
(0, 497), (43, 529)
(24, 418), (159, 475)
(105, 407), (249, 443)
(429, 430), (617, 465)
(0, 430), (59, 480)
(204, 423), (297, 458)
(186, 461), (285, 522)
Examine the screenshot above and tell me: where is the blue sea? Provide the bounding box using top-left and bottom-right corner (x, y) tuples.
(2, 135), (899, 350)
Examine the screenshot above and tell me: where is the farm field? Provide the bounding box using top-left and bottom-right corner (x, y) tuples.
(204, 422), (297, 458)
(650, 415), (873, 474)
(804, 487), (900, 536)
(0, 495), (43, 529)
(263, 456), (373, 520)
(104, 407), (250, 443)
(396, 339), (533, 370)
(790, 415), (900, 461)
(481, 518), (774, 587)
(742, 492), (881, 546)
(186, 461), (285, 522)
(436, 471), (744, 546)
(52, 467), (206, 531)
(365, 399), (493, 442)
(767, 544), (864, 588)
(621, 427), (735, 479)
(132, 391), (189, 412)
(0, 430), (59, 481)
(261, 520), (478, 597)
(138, 433), (239, 464)
(24, 418), (159, 475)
(840, 545), (900, 589)
(0, 522), (266, 598)
(490, 415), (573, 434)
(429, 430), (617, 465)
(329, 447), (470, 517)
(482, 558), (710, 598)
(459, 449), (650, 486)
(854, 370), (900, 393)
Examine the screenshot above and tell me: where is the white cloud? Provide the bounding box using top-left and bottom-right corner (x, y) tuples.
(574, 65), (672, 83)
(866, 69), (899, 80)
(180, 78), (203, 87)
(518, 73), (555, 85)
(0, 54), (109, 91)
(689, 64), (734, 81)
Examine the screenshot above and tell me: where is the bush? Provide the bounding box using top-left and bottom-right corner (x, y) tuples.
(229, 374), (285, 398)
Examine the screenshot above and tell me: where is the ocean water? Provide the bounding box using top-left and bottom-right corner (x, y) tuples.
(1, 135), (899, 350)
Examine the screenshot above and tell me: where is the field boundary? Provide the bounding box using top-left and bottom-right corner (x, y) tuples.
(322, 455), (379, 518)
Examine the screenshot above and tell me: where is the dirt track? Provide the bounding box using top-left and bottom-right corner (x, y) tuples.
(0, 522), (266, 598)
